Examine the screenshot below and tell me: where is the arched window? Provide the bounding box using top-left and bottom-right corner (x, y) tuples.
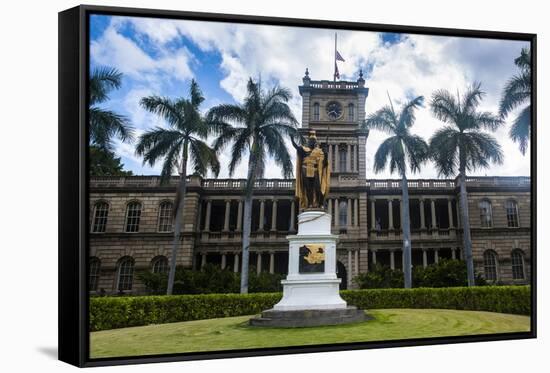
(511, 249), (525, 280)
(158, 201), (174, 232)
(506, 200), (520, 227)
(89, 257), (101, 291)
(151, 256), (169, 274)
(92, 201), (109, 233)
(339, 145), (347, 172)
(348, 103), (355, 121)
(483, 250), (498, 282)
(117, 256), (135, 291)
(313, 103), (320, 121)
(339, 200), (348, 227)
(125, 202), (142, 232)
(479, 200), (493, 228)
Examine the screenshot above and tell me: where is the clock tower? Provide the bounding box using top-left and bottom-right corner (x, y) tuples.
(298, 68), (370, 276)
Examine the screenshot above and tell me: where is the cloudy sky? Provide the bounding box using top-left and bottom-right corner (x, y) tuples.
(90, 14), (530, 179)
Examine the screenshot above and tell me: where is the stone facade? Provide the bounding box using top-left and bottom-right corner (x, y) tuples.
(88, 73), (532, 294)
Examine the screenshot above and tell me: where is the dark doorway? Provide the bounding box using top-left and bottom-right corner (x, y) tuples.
(337, 261), (347, 290)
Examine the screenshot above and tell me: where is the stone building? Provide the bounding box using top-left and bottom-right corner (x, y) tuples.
(89, 71), (531, 294)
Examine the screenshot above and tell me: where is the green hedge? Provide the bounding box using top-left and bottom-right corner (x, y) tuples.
(90, 286), (530, 331)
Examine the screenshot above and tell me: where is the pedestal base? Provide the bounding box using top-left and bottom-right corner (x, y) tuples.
(249, 306), (369, 327)
(273, 278), (346, 311)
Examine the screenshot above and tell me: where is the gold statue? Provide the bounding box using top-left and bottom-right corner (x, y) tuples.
(291, 130), (330, 209)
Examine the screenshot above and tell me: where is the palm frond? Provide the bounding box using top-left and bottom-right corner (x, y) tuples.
(189, 138), (220, 177)
(403, 134), (429, 174)
(140, 96), (184, 128)
(89, 67), (123, 106)
(428, 126), (460, 177)
(430, 89), (459, 124)
(189, 79), (205, 109)
(364, 106), (397, 134)
(461, 82), (484, 114)
(473, 111), (504, 131)
(262, 127), (294, 179)
(89, 107), (134, 150)
(498, 72), (531, 117)
(398, 96), (424, 129)
(159, 139), (183, 184)
(135, 127), (183, 167)
(462, 132), (503, 172)
(509, 105), (531, 155)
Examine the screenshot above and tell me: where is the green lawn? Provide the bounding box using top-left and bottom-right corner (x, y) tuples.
(90, 309), (530, 358)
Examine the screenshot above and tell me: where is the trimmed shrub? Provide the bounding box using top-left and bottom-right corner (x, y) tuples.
(90, 286), (530, 331)
(136, 264), (283, 295)
(354, 260), (486, 289)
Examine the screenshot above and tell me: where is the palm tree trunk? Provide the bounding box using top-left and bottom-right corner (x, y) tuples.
(240, 151), (256, 294)
(459, 170), (475, 286)
(401, 173), (412, 288)
(167, 142), (188, 295)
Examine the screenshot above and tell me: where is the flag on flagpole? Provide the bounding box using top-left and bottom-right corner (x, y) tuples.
(336, 50), (345, 62)
(334, 63), (340, 79)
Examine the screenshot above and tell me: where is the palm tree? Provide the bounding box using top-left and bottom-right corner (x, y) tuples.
(499, 47), (532, 155)
(362, 95), (428, 288)
(207, 78), (298, 294)
(136, 79), (221, 295)
(429, 82), (503, 286)
(89, 67), (134, 150)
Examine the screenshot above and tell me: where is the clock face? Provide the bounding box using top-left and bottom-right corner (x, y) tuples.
(325, 101), (343, 120)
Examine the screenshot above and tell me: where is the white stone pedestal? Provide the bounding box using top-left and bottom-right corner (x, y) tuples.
(273, 210), (347, 311)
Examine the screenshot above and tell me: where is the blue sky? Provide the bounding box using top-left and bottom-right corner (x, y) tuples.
(89, 15), (530, 179)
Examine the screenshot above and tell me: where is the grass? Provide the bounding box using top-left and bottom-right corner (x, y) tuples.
(90, 309), (530, 358)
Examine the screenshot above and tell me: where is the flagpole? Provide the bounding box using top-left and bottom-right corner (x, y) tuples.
(334, 33), (337, 82)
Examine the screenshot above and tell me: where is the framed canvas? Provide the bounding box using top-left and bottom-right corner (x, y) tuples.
(58, 4), (537, 367)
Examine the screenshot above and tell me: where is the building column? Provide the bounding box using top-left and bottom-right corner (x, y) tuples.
(221, 253), (227, 269)
(328, 142), (333, 170)
(257, 252), (262, 274)
(233, 253), (240, 273)
(354, 250), (359, 275)
(448, 198), (454, 228)
(371, 200), (376, 230)
(347, 250), (352, 288)
(328, 198), (332, 222)
(271, 199), (278, 231)
(354, 199), (359, 227)
(290, 200), (296, 232)
(420, 199), (426, 229)
(269, 252), (275, 274)
(430, 199), (437, 229)
(372, 249), (377, 265)
(334, 199), (340, 228)
(451, 247), (457, 260)
(258, 200), (265, 231)
(390, 250), (395, 270)
(347, 198), (352, 228)
(434, 249), (439, 264)
(388, 199), (394, 230)
(422, 249), (428, 268)
(236, 200), (243, 231)
(201, 252), (207, 269)
(346, 143), (351, 172)
(334, 144), (339, 172)
(223, 200), (231, 232)
(204, 200), (212, 232)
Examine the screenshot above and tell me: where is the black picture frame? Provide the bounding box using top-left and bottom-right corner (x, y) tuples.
(58, 4), (537, 368)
